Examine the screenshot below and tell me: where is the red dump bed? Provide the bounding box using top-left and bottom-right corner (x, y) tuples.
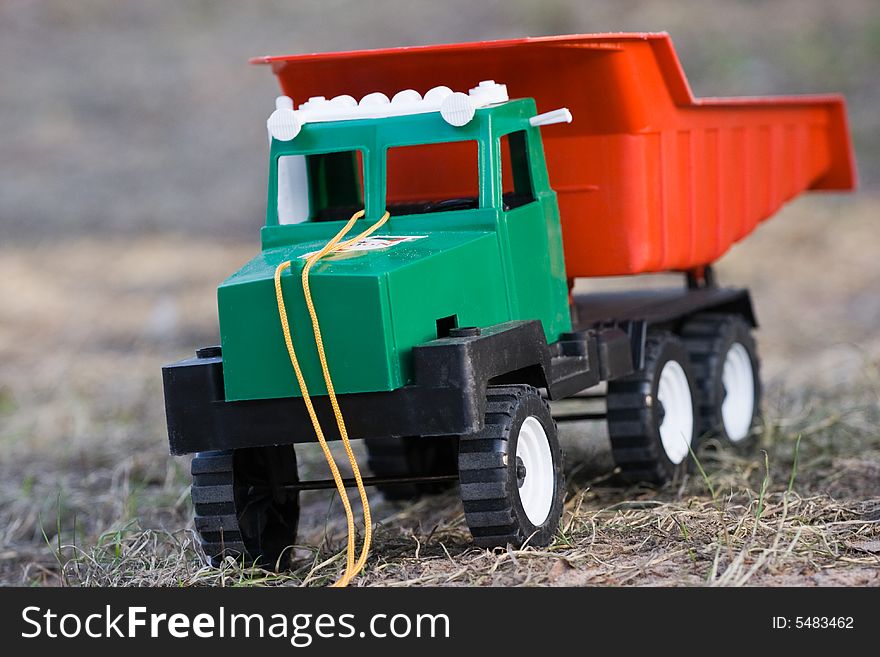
(253, 33), (856, 277)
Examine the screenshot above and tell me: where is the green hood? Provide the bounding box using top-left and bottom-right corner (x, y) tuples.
(218, 230), (509, 401)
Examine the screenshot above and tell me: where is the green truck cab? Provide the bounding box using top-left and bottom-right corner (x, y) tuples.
(221, 97), (570, 402)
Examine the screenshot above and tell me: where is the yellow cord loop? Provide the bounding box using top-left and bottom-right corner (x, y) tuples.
(274, 209), (390, 587)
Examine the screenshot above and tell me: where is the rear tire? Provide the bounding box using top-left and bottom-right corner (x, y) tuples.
(606, 332), (698, 485)
(459, 385), (565, 548)
(364, 436), (458, 500)
(191, 446), (300, 568)
(681, 313), (761, 449)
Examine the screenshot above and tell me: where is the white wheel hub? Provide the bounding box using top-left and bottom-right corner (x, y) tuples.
(721, 342), (755, 442)
(657, 360), (694, 464)
(515, 416), (555, 526)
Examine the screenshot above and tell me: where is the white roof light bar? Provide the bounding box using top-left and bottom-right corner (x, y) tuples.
(267, 80), (509, 141)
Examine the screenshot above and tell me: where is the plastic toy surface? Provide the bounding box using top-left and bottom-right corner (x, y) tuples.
(163, 33), (856, 581)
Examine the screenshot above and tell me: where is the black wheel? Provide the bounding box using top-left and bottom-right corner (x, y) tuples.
(459, 385), (565, 548)
(364, 436), (458, 500)
(191, 446), (300, 568)
(681, 313), (761, 449)
(607, 332), (698, 485)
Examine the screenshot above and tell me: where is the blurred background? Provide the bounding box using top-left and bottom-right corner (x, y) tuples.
(2, 0), (878, 238)
(1, 0), (878, 586)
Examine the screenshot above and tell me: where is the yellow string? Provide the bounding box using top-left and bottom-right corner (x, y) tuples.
(274, 209), (390, 587)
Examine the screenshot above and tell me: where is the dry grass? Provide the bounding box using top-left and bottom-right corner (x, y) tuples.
(1, 196), (879, 587)
(38, 392), (880, 587)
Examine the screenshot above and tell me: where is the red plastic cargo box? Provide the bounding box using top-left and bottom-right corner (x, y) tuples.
(253, 33), (856, 277)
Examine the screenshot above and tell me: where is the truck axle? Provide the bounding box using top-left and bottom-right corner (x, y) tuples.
(267, 473), (461, 492)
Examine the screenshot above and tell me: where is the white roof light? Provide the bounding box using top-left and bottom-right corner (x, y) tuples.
(359, 92), (391, 107)
(392, 89), (421, 104)
(440, 92), (476, 127)
(423, 86), (453, 103)
(266, 80), (510, 140)
(469, 79), (509, 105)
(267, 95), (302, 142)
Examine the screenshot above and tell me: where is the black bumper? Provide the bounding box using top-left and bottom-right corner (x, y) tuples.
(163, 320), (603, 455)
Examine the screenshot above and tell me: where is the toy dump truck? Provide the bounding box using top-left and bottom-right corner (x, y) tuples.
(163, 34), (856, 566)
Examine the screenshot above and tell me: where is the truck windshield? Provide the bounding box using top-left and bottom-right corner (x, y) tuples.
(277, 150), (364, 224)
(276, 139), (482, 224)
(385, 140), (479, 215)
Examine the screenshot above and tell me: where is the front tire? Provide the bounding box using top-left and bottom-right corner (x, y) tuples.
(459, 385), (565, 548)
(191, 446), (300, 568)
(606, 332), (698, 485)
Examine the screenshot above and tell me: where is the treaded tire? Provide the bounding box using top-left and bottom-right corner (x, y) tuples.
(364, 436), (458, 501)
(680, 313), (761, 450)
(459, 385), (565, 548)
(191, 446), (300, 569)
(606, 332), (698, 485)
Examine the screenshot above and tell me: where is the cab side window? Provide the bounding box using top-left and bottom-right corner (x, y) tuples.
(276, 150), (365, 225)
(499, 131), (535, 210)
(307, 150), (365, 221)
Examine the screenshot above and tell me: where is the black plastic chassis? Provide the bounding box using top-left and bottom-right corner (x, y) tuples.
(163, 286), (754, 456)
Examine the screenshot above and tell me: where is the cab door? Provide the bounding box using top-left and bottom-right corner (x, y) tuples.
(495, 129), (571, 342)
